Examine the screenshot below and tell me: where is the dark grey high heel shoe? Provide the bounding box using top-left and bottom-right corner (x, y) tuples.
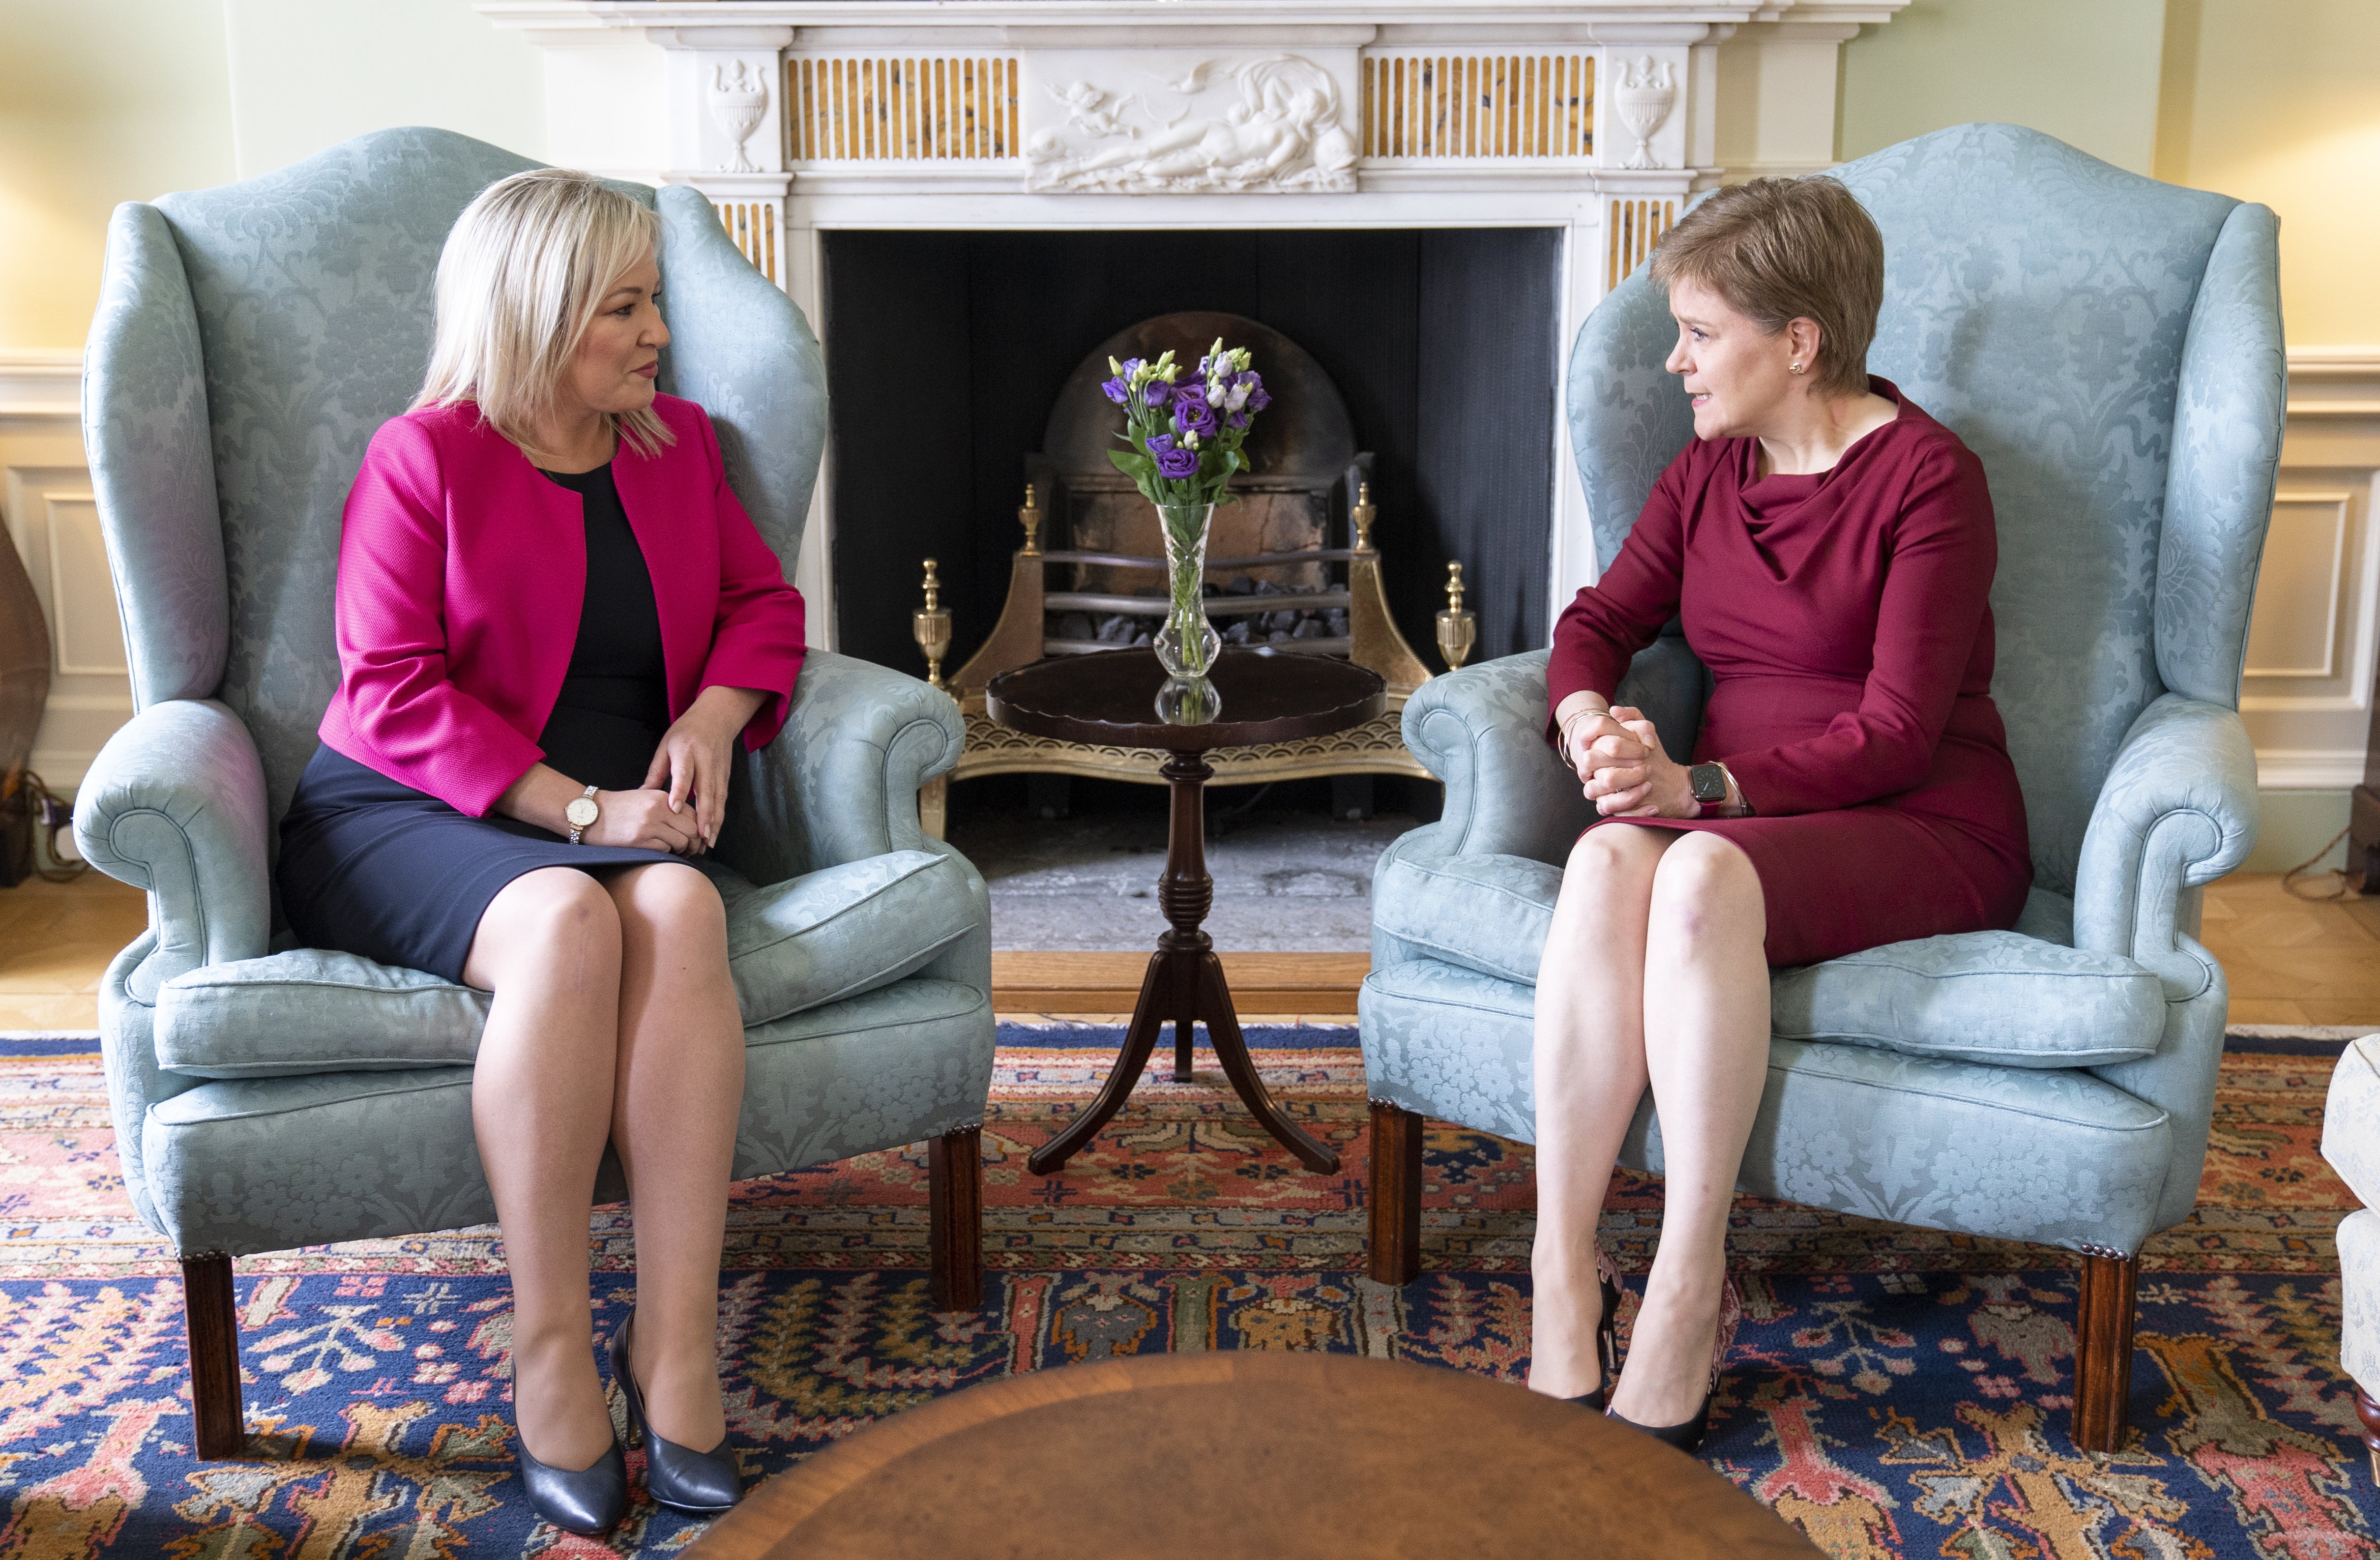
(608, 1320), (743, 1517)
(514, 1431), (627, 1536)
(1556, 1242), (1626, 1411)
(1609, 1273), (1741, 1452)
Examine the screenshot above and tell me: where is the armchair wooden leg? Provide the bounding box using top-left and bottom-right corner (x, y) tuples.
(1368, 1101), (1423, 1287)
(928, 1125), (984, 1311)
(2074, 1248), (2140, 1452)
(2355, 1386), (2380, 1485)
(182, 1253), (245, 1460)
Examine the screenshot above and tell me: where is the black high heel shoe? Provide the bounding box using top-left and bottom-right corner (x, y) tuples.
(1609, 1273), (1740, 1451)
(1557, 1242), (1626, 1411)
(608, 1320), (743, 1517)
(513, 1429), (627, 1536)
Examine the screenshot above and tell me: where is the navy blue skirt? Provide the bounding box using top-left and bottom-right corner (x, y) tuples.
(277, 744), (676, 983)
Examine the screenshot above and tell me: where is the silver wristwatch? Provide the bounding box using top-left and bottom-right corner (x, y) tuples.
(565, 784), (600, 844)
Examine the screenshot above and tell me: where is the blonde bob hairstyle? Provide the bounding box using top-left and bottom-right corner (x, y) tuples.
(413, 168), (674, 464)
(1648, 176), (1884, 401)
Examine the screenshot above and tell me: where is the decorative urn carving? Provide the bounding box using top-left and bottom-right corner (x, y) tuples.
(710, 61), (771, 173)
(1614, 56), (1676, 171)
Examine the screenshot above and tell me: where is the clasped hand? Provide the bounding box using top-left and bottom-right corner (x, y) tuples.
(577, 687), (766, 854)
(1563, 705), (1699, 819)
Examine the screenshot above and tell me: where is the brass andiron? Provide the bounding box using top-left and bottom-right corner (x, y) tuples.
(913, 558), (953, 689)
(1352, 481), (1378, 553)
(1436, 560), (1478, 671)
(1018, 484), (1042, 556)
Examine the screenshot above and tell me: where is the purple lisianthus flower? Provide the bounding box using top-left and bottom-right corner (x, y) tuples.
(1144, 381), (1173, 407)
(1174, 390), (1217, 435)
(1145, 433), (1176, 456)
(1246, 380), (1272, 412)
(1228, 411), (1248, 429)
(1155, 445), (1201, 479)
(1101, 377), (1129, 405)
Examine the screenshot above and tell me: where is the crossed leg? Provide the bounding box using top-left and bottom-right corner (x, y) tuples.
(1527, 824), (1769, 1426)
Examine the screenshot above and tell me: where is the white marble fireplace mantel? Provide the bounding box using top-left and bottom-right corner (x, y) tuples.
(482, 0), (1905, 642)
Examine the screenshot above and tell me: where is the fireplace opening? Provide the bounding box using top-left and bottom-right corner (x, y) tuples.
(821, 227), (1563, 678)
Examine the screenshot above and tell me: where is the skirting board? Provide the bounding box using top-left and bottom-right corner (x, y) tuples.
(992, 951), (1368, 1015)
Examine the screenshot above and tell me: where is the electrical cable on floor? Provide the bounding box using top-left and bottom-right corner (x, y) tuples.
(2281, 824), (2355, 902)
(20, 771), (86, 884)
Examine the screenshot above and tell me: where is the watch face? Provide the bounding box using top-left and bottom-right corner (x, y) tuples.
(1689, 765), (1727, 803)
(565, 796), (599, 828)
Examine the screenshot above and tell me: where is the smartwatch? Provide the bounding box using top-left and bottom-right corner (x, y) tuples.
(565, 785), (600, 844)
(1687, 763), (1731, 808)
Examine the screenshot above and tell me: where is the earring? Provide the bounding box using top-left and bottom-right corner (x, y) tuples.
(1790, 361), (1804, 374)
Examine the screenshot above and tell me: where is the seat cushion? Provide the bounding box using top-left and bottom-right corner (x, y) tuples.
(1769, 931), (2167, 1069)
(1374, 848), (2162, 1069)
(154, 850), (978, 1078)
(2324, 1036), (2380, 1208)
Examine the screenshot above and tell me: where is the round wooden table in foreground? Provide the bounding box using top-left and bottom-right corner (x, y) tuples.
(684, 1353), (1823, 1560)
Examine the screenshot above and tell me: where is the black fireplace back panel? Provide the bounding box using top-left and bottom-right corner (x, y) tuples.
(822, 228), (1562, 678)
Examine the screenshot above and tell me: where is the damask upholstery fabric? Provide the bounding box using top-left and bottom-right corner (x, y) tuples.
(155, 951), (489, 1078)
(141, 977), (993, 1257)
(2339, 1209), (2380, 1396)
(151, 847), (976, 1079)
(77, 126), (993, 1263)
(1371, 845), (2163, 1066)
(1765, 932), (2164, 1067)
(1365, 124), (2279, 1263)
(2324, 1037), (2380, 1212)
(80, 205), (229, 709)
(1359, 959), (2175, 1254)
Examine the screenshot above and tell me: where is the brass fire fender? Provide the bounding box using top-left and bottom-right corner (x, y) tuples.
(912, 486), (1476, 838)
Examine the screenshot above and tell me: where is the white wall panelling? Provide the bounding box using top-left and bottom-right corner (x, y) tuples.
(2242, 351), (2380, 791)
(0, 351), (130, 794)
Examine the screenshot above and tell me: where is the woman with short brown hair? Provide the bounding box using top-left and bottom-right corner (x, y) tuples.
(1530, 176), (2029, 1448)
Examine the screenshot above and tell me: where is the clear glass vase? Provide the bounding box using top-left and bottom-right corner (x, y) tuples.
(1152, 501), (1222, 723)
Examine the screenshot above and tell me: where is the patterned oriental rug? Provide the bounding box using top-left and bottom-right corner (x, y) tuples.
(0, 1025), (2367, 1559)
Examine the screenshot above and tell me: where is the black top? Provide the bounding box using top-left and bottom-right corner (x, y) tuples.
(537, 463), (670, 791)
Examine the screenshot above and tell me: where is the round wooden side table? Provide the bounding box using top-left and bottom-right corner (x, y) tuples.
(983, 647), (1386, 1176)
(683, 1354), (1825, 1559)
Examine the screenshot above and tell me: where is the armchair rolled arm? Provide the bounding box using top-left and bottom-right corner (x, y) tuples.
(2072, 694), (2258, 997)
(720, 651), (963, 885)
(1402, 642), (1708, 867)
(72, 700), (271, 1001)
(1402, 651), (1591, 866)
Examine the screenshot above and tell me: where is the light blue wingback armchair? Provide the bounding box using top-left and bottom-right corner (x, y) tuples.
(1359, 124), (2282, 1453)
(74, 129), (996, 1460)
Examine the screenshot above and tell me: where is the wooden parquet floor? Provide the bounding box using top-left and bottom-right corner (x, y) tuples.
(1, 868), (2373, 1030)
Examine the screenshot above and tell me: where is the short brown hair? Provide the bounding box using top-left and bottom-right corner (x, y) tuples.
(1649, 177), (1884, 399)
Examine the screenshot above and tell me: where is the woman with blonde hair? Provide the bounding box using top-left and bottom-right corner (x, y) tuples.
(277, 168), (803, 1533)
(1530, 177), (2029, 1447)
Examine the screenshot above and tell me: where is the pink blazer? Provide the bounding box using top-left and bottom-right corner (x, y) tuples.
(318, 394), (807, 818)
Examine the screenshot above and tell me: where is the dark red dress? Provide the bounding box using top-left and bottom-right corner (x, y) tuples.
(1547, 380), (2031, 968)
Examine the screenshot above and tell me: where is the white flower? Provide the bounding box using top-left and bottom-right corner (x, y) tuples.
(1207, 382), (1227, 407)
(1182, 429), (1201, 448)
(1225, 382), (1250, 411)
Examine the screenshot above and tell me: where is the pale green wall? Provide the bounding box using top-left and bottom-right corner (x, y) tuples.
(0, 0), (236, 350)
(222, 0), (546, 179)
(1838, 0), (2169, 175)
